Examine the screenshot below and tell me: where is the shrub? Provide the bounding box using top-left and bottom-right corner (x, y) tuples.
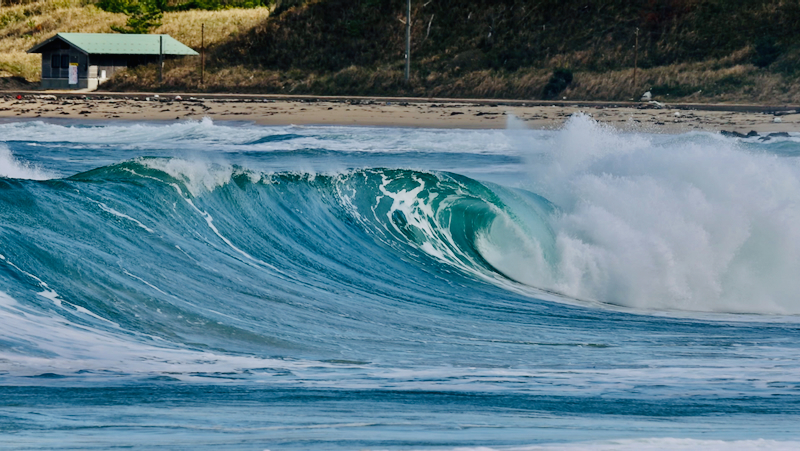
(541, 68), (573, 99)
(109, 0), (163, 34)
(753, 36), (781, 68)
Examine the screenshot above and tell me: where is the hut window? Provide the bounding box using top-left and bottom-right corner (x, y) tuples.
(60, 54), (70, 69)
(50, 54), (59, 69)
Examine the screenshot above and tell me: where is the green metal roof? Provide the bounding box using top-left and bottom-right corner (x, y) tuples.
(28, 33), (199, 56)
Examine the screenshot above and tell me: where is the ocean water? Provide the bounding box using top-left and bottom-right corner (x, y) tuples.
(1, 115), (799, 450)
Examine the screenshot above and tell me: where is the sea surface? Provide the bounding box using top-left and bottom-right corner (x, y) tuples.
(1, 115), (799, 450)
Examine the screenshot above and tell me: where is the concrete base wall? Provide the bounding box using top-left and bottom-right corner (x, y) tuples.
(41, 78), (102, 91)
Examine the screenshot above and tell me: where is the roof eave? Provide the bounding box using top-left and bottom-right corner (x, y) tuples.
(56, 34), (90, 55)
(26, 35), (59, 54)
(27, 34), (89, 55)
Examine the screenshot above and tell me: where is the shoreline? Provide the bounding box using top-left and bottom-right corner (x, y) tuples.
(2, 92), (799, 133)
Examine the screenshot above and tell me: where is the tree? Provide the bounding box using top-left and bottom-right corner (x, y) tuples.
(103, 0), (163, 34)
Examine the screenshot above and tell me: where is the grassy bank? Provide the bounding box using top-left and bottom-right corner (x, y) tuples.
(108, 59), (797, 104)
(106, 0), (800, 103)
(3, 0), (800, 103)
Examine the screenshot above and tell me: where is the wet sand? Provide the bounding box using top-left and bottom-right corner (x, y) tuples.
(1, 93), (799, 134)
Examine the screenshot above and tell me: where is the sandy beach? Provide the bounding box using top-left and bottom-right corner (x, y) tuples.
(1, 92), (799, 135)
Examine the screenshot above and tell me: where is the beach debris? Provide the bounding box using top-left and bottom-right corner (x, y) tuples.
(773, 110), (797, 116)
(721, 130), (747, 138)
(16, 95), (22, 100)
(636, 100), (665, 110)
(36, 95), (57, 100)
(721, 130), (760, 139)
(674, 111), (682, 117)
(774, 117), (782, 123)
(759, 132), (790, 142)
(175, 95), (182, 101)
(640, 91), (652, 101)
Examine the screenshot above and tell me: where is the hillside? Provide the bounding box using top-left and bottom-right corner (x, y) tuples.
(107, 0), (800, 102)
(4, 0), (800, 103)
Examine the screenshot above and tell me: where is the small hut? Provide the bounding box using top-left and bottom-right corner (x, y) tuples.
(27, 33), (198, 90)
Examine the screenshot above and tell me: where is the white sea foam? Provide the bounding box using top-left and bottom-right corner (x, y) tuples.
(475, 212), (553, 289)
(0, 145), (54, 180)
(0, 119), (517, 155)
(141, 158), (237, 195)
(507, 114), (800, 314)
(0, 289), (350, 381)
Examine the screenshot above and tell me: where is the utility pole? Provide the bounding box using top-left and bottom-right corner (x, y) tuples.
(405, 0), (411, 82)
(633, 27), (639, 93)
(201, 24), (205, 85)
(159, 35), (164, 85)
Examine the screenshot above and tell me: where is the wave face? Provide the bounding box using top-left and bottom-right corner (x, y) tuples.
(1, 117), (800, 450)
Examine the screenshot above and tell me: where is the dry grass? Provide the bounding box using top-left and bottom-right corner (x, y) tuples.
(563, 63), (800, 104)
(0, 0), (270, 81)
(105, 57), (800, 104)
(0, 0), (125, 54)
(0, 0), (125, 79)
(0, 52), (42, 80)
(156, 8), (272, 50)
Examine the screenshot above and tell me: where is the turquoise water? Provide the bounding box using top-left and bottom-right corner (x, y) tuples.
(1, 116), (799, 450)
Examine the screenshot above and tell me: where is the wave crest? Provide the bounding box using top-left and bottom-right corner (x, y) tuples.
(0, 145), (54, 180)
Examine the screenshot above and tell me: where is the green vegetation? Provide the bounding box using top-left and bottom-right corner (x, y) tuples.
(752, 36), (780, 69)
(103, 0), (163, 33)
(98, 0), (273, 14)
(96, 0), (274, 34)
(542, 69), (574, 100)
